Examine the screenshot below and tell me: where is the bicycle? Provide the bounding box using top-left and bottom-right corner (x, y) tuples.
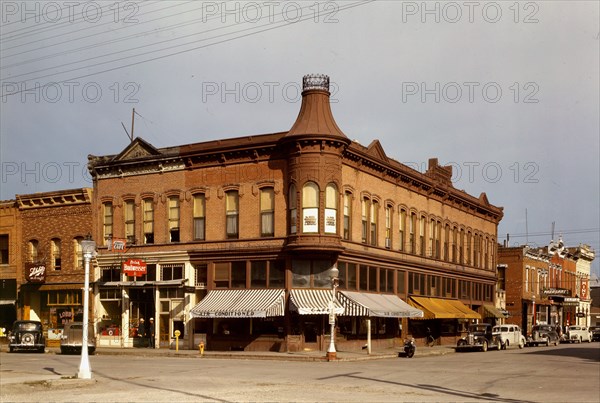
(426, 334), (437, 347)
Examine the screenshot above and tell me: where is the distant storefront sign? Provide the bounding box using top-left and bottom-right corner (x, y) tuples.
(122, 259), (147, 277)
(26, 263), (46, 283)
(542, 288), (570, 297)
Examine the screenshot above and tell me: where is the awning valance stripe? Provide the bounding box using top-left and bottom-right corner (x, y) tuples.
(338, 291), (424, 318)
(190, 289), (285, 318)
(289, 289), (344, 315)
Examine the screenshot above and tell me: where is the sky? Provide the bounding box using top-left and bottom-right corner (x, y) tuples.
(1, 1), (599, 276)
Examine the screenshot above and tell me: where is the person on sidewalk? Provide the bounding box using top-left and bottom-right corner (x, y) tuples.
(147, 318), (155, 348)
(137, 318), (146, 348)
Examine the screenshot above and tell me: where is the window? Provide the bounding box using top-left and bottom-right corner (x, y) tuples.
(124, 200), (135, 244)
(370, 201), (378, 246)
(161, 264), (183, 281)
(194, 264), (208, 287)
(289, 183), (297, 234)
(380, 268), (393, 293)
(399, 209), (406, 252)
(193, 194), (206, 241)
(361, 198), (369, 243)
(324, 183), (337, 234)
(384, 206), (391, 248)
(51, 238), (61, 270)
(466, 232), (472, 265)
(251, 261), (267, 288)
(419, 216), (425, 256)
(268, 260), (285, 288)
(28, 239), (38, 262)
(225, 190), (239, 239)
(409, 213), (416, 254)
(168, 196), (180, 242)
(73, 237), (83, 269)
(302, 182), (319, 233)
(444, 224), (450, 261)
(343, 192), (351, 240)
(452, 227), (458, 263)
(101, 266), (121, 282)
(231, 261), (246, 288)
(429, 219), (435, 257)
(291, 259), (332, 289)
(459, 229), (465, 264)
(214, 263), (230, 288)
(397, 270), (405, 295)
(0, 235), (8, 264)
(103, 203), (113, 242)
(260, 188), (274, 237)
(474, 234), (480, 267)
(143, 199), (154, 244)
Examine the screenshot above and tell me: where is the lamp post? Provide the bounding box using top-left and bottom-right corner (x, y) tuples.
(327, 265), (339, 361)
(78, 236), (96, 379)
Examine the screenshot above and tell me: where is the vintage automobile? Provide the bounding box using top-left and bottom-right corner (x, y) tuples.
(492, 324), (526, 349)
(60, 322), (96, 354)
(456, 323), (502, 352)
(8, 320), (46, 353)
(566, 325), (592, 343)
(589, 326), (600, 342)
(526, 324), (560, 346)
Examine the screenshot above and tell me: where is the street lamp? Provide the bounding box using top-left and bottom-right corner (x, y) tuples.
(327, 265), (339, 361)
(78, 235), (96, 379)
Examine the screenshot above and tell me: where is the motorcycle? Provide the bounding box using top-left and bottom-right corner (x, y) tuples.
(403, 338), (416, 358)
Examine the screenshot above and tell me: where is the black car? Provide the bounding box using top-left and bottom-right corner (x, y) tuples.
(589, 326), (600, 342)
(456, 323), (502, 352)
(526, 324), (560, 347)
(8, 320), (46, 353)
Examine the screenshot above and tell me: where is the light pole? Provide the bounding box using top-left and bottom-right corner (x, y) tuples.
(327, 265), (339, 361)
(78, 236), (96, 379)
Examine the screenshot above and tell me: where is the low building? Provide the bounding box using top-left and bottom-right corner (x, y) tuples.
(87, 74), (504, 352)
(0, 200), (19, 330)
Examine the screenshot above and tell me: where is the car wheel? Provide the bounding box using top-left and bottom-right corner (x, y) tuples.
(481, 341), (488, 352)
(519, 340), (524, 349)
(545, 339), (550, 347)
(555, 340), (559, 346)
(496, 340), (502, 350)
(456, 339), (467, 350)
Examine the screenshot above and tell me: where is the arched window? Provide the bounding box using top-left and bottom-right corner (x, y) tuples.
(302, 182), (319, 233)
(289, 184), (297, 234)
(343, 192), (352, 240)
(103, 202), (113, 243)
(73, 237), (83, 269)
(28, 240), (39, 262)
(168, 196), (180, 242)
(143, 198), (154, 244)
(260, 187), (275, 237)
(124, 200), (135, 244)
(51, 238), (61, 270)
(193, 194), (206, 241)
(225, 190), (239, 239)
(324, 183), (337, 234)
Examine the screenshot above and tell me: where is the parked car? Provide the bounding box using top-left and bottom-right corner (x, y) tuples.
(526, 324), (560, 346)
(492, 324), (526, 349)
(60, 322), (96, 354)
(589, 326), (600, 342)
(457, 323), (502, 352)
(566, 325), (592, 343)
(8, 320), (45, 353)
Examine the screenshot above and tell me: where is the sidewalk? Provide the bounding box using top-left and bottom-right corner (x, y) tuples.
(46, 344), (455, 362)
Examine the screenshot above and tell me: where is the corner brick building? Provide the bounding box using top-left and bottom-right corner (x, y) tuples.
(87, 74), (504, 352)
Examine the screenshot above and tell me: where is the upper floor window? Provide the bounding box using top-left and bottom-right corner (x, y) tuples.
(0, 235), (8, 265)
(168, 196), (180, 242)
(324, 183), (337, 234)
(28, 239), (38, 263)
(343, 192), (351, 240)
(361, 198), (369, 243)
(124, 200), (135, 244)
(103, 202), (113, 243)
(193, 194), (206, 241)
(399, 209), (406, 252)
(51, 238), (61, 270)
(385, 206), (391, 248)
(409, 212), (416, 254)
(419, 216), (426, 256)
(289, 184), (297, 234)
(225, 190), (239, 239)
(73, 237), (83, 269)
(370, 200), (378, 246)
(161, 264), (183, 281)
(260, 188), (274, 237)
(143, 199), (154, 244)
(302, 182), (319, 233)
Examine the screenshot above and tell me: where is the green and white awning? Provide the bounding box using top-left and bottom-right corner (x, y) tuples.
(190, 289), (285, 318)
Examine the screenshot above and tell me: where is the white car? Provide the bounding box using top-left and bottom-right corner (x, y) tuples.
(492, 324), (526, 349)
(566, 326), (592, 343)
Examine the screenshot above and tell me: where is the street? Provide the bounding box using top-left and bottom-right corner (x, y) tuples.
(1, 343), (599, 402)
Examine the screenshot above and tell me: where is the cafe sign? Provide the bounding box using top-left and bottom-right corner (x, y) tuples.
(26, 263), (46, 283)
(122, 259), (147, 277)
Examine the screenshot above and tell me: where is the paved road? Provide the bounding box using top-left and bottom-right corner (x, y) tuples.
(1, 343), (599, 402)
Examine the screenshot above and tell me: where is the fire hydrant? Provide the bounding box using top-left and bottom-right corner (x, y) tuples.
(174, 330), (181, 352)
(199, 341), (205, 356)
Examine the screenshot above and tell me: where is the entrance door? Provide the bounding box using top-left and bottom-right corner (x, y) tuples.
(302, 317), (323, 351)
(129, 288), (155, 334)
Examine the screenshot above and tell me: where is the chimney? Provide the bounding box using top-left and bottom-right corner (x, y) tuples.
(286, 74), (348, 140)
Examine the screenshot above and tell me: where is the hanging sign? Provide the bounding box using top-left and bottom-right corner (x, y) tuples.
(123, 259), (147, 277)
(26, 263), (46, 283)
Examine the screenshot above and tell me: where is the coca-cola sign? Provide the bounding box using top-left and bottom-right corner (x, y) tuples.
(26, 263), (46, 283)
(122, 259), (147, 277)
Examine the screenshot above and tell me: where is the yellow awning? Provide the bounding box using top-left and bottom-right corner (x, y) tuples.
(409, 297), (481, 320)
(482, 304), (506, 319)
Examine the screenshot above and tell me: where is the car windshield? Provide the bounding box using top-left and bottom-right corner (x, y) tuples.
(535, 326), (551, 331)
(15, 322), (41, 331)
(470, 325), (489, 332)
(569, 326), (582, 331)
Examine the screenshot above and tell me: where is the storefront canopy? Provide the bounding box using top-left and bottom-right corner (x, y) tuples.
(190, 289), (285, 318)
(409, 297), (481, 320)
(338, 291), (424, 318)
(289, 289), (344, 315)
(482, 304), (507, 319)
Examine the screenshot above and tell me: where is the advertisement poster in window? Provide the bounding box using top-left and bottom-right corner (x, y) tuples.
(303, 208), (318, 233)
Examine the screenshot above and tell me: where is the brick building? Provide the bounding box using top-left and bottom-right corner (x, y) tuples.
(0, 200), (19, 330)
(88, 74), (503, 352)
(15, 188), (93, 345)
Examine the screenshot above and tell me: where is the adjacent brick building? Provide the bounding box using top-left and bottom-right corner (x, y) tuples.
(88, 74), (504, 352)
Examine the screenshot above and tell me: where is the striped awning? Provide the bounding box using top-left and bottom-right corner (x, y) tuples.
(409, 297), (481, 320)
(190, 289), (285, 318)
(338, 291), (424, 318)
(289, 289), (344, 315)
